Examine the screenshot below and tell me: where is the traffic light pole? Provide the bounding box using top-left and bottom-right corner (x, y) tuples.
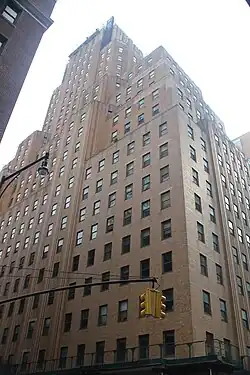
(0, 277), (157, 305)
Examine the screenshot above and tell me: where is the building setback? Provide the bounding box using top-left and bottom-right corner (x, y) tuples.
(0, 0), (56, 141)
(0, 17), (250, 375)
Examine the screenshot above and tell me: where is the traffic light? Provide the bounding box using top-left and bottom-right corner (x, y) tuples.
(139, 288), (153, 318)
(154, 291), (166, 319)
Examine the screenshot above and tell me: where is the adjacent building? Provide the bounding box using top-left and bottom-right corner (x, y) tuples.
(1, 18), (250, 375)
(233, 132), (250, 161)
(0, 0), (56, 141)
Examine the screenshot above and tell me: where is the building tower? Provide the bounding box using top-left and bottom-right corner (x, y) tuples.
(0, 18), (250, 375)
(0, 0), (56, 141)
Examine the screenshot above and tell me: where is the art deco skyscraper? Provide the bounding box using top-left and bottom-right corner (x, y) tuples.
(0, 17), (250, 375)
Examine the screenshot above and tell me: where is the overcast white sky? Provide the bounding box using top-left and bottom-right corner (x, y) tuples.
(0, 0), (249, 169)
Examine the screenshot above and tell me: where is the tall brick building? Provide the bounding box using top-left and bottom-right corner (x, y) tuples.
(0, 18), (250, 375)
(0, 0), (56, 141)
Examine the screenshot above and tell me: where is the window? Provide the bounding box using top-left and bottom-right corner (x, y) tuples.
(140, 259), (150, 278)
(100, 272), (110, 291)
(126, 162), (134, 176)
(127, 141), (135, 155)
(228, 220), (234, 235)
(42, 194), (48, 205)
(141, 200), (150, 218)
(72, 255), (80, 272)
(0, 34), (7, 52)
(93, 200), (101, 215)
(125, 184), (133, 200)
(95, 179), (103, 193)
(120, 265), (129, 284)
(203, 291), (211, 315)
(216, 264), (223, 285)
(48, 290), (55, 304)
(85, 167), (91, 179)
(72, 157), (77, 169)
(57, 238), (64, 253)
(79, 207), (85, 220)
(190, 146), (196, 161)
(125, 107), (131, 118)
(118, 300), (128, 322)
(90, 223), (98, 240)
(238, 190), (243, 203)
(51, 203), (57, 216)
(68, 177), (74, 188)
(141, 228), (150, 247)
(152, 89), (159, 100)
(142, 132), (150, 146)
(201, 138), (207, 152)
(95, 341), (105, 364)
(139, 334), (149, 359)
(220, 300), (228, 322)
(1, 328), (8, 344)
(203, 158), (209, 173)
(106, 216), (114, 232)
(242, 253), (248, 271)
(192, 168), (199, 185)
(87, 249), (95, 267)
(152, 104), (160, 116)
(83, 277), (92, 296)
(98, 159), (105, 172)
(212, 233), (219, 252)
(32, 294), (39, 308)
(162, 252), (172, 273)
(187, 125), (194, 139)
(197, 222), (205, 242)
(200, 254), (208, 276)
(55, 185), (61, 196)
(80, 309), (89, 329)
(137, 78), (143, 87)
(159, 142), (168, 159)
(2, 2), (20, 23)
(242, 309), (249, 329)
(98, 305), (108, 326)
(112, 151), (119, 164)
(124, 122), (130, 134)
(238, 227), (243, 243)
(103, 243), (112, 261)
(13, 278), (20, 292)
(12, 325), (20, 342)
(59, 347), (68, 368)
(23, 274), (30, 289)
(64, 313), (72, 332)
(159, 122), (168, 137)
(61, 216), (67, 229)
(122, 235), (131, 254)
(59, 166), (65, 177)
(47, 223), (53, 236)
(142, 153), (151, 167)
(161, 219), (172, 239)
(76, 230), (83, 246)
(142, 174), (150, 191)
(230, 183), (235, 196)
(237, 276), (244, 295)
(194, 194), (202, 212)
(163, 329), (176, 357)
(242, 211), (248, 226)
(42, 318), (51, 336)
(209, 206), (216, 223)
(161, 190), (171, 209)
(108, 192), (116, 207)
(138, 98), (144, 109)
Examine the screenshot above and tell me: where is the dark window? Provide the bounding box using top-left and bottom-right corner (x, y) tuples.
(95, 341), (105, 364)
(13, 278), (19, 293)
(52, 262), (59, 278)
(101, 271), (110, 291)
(76, 344), (85, 366)
(220, 300), (228, 322)
(187, 125), (194, 139)
(80, 309), (89, 329)
(0, 35), (7, 53)
(206, 332), (214, 355)
(141, 200), (150, 218)
(140, 228), (150, 247)
(125, 184), (133, 200)
(68, 282), (76, 300)
(21, 352), (29, 371)
(59, 347), (68, 368)
(18, 299), (25, 314)
(203, 158), (209, 173)
(87, 249), (95, 266)
(1, 328), (8, 344)
(116, 338), (127, 362)
(209, 206), (216, 223)
(48, 291), (55, 305)
(120, 265), (129, 284)
(162, 288), (174, 311)
(138, 334), (149, 359)
(83, 277), (92, 296)
(42, 318), (51, 336)
(37, 268), (45, 283)
(37, 350), (46, 370)
(161, 219), (172, 239)
(160, 165), (169, 182)
(28, 252), (35, 265)
(106, 216), (114, 232)
(2, 2), (20, 24)
(72, 255), (80, 271)
(159, 142), (168, 159)
(122, 235), (131, 254)
(197, 222), (205, 242)
(200, 254), (208, 276)
(118, 300), (128, 322)
(140, 259), (150, 278)
(242, 253), (248, 271)
(7, 302), (14, 317)
(192, 168), (199, 185)
(237, 276), (244, 295)
(123, 208), (132, 225)
(103, 242), (112, 261)
(32, 295), (39, 309)
(12, 325), (20, 342)
(233, 247), (239, 264)
(98, 305), (108, 326)
(242, 309), (249, 329)
(27, 321), (35, 339)
(161, 191), (171, 209)
(142, 174), (150, 191)
(194, 194), (202, 212)
(142, 153), (151, 168)
(216, 264), (223, 285)
(212, 233), (219, 252)
(162, 252), (172, 273)
(206, 181), (213, 197)
(190, 146), (196, 161)
(203, 290), (211, 315)
(163, 330), (175, 356)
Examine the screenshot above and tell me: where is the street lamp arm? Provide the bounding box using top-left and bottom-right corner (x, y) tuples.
(0, 152), (49, 189)
(0, 175), (19, 200)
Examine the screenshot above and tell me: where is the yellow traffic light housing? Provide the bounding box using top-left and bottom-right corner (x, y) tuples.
(139, 288), (153, 318)
(154, 291), (166, 319)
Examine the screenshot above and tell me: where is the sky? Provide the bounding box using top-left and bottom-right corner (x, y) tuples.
(0, 0), (250, 169)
